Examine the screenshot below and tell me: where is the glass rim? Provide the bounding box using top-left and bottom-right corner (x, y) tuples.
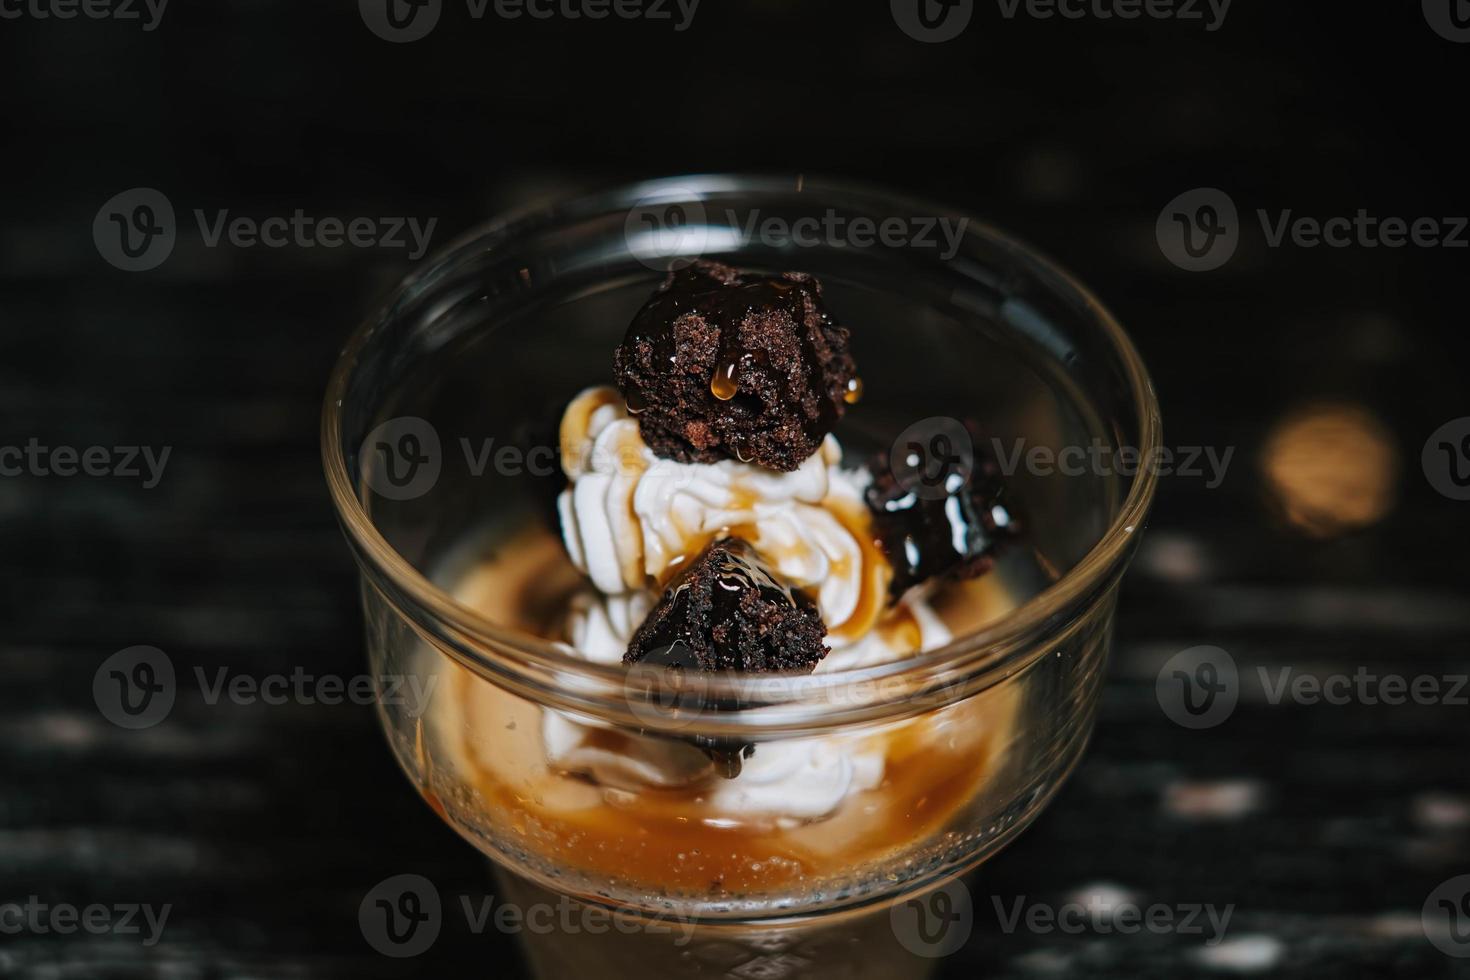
(321, 173), (1162, 728)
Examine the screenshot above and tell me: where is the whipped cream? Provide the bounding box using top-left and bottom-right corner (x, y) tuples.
(556, 386), (884, 643)
(547, 386), (953, 824)
(551, 580), (949, 823)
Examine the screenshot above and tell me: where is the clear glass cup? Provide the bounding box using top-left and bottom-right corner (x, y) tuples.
(322, 175), (1160, 978)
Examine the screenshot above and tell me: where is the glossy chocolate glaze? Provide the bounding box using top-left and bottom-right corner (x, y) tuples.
(866, 448), (1021, 597)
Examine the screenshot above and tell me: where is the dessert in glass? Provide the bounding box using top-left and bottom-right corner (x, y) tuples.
(322, 176), (1160, 978)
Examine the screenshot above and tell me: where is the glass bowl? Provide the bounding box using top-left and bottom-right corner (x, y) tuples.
(322, 175), (1160, 967)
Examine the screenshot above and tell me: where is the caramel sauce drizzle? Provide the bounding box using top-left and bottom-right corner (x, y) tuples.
(710, 361), (739, 401)
(558, 386), (621, 474)
(820, 498), (892, 643)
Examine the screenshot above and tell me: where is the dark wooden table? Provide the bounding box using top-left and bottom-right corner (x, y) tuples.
(4, 3), (1468, 976)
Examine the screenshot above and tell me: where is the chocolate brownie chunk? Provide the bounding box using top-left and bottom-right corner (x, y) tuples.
(624, 538), (827, 778)
(626, 638), (753, 777)
(614, 260), (860, 472)
(625, 537), (829, 673)
(866, 443), (1022, 597)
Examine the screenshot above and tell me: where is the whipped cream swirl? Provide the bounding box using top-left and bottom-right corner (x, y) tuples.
(556, 386), (884, 643)
(548, 386), (950, 823)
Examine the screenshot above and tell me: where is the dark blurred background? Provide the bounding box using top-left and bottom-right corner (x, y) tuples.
(3, 2), (1469, 977)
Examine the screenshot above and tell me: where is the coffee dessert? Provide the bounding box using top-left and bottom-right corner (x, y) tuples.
(429, 261), (1024, 906)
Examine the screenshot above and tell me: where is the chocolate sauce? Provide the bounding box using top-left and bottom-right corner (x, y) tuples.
(866, 449), (1021, 597)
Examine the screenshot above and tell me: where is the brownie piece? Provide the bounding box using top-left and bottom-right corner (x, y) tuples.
(613, 260), (859, 472)
(625, 537), (829, 673)
(865, 443), (1022, 597)
(624, 538), (828, 778)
